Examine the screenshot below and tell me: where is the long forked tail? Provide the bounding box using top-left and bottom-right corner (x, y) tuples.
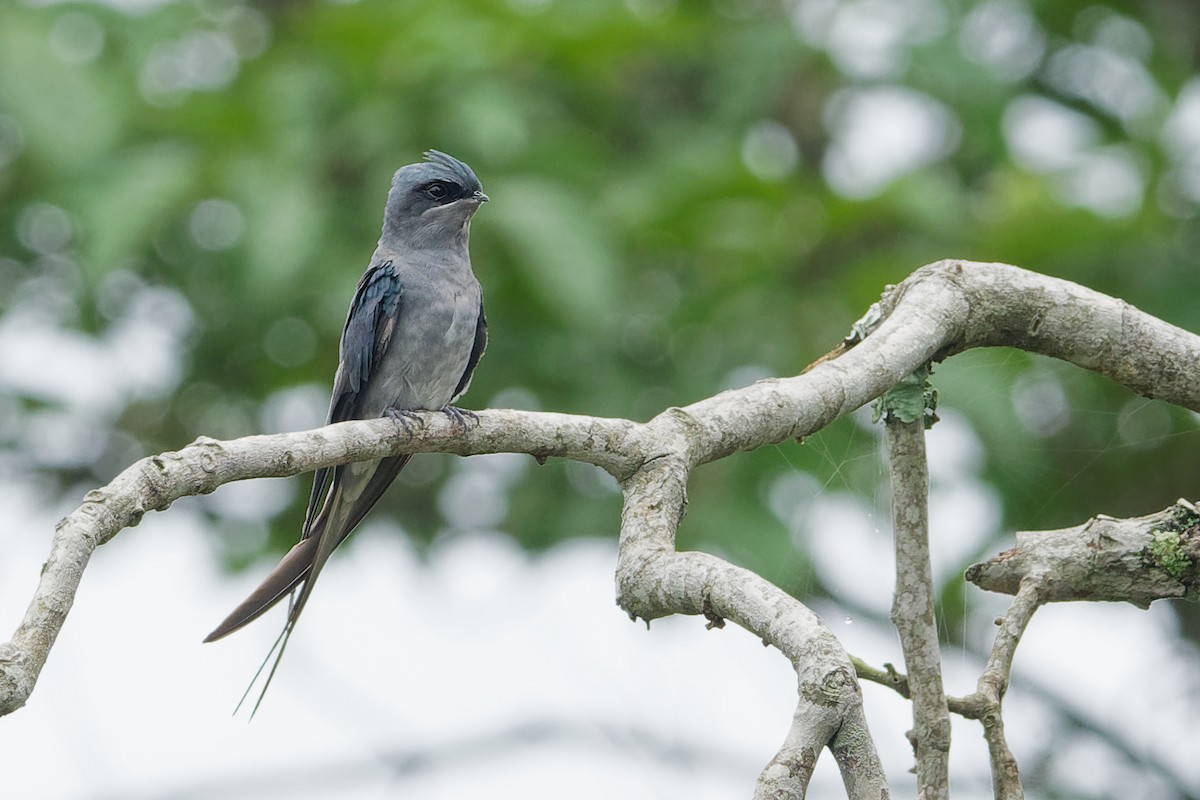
(205, 454), (413, 715)
(206, 534), (322, 718)
(235, 610), (299, 718)
(203, 535), (319, 643)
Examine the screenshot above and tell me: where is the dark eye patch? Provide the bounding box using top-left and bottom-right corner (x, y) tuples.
(419, 180), (464, 203)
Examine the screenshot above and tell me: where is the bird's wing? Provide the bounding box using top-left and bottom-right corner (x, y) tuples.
(288, 257), (407, 612)
(205, 258), (411, 716)
(450, 303), (487, 402)
(204, 260), (404, 645)
(304, 260), (404, 533)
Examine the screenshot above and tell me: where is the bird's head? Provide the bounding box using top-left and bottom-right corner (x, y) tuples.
(382, 150), (488, 248)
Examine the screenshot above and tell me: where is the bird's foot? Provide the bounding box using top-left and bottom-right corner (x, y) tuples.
(384, 406), (426, 434)
(440, 405), (479, 433)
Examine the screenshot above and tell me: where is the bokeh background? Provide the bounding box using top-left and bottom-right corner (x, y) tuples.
(1, 0), (1199, 798)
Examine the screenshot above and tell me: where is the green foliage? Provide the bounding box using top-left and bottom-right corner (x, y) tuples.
(0, 0), (1198, 607)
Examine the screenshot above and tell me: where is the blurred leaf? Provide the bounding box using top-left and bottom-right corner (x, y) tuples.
(0, 9), (123, 169)
(489, 177), (619, 328)
(76, 142), (197, 272)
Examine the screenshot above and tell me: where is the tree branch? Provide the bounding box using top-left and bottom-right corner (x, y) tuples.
(0, 411), (639, 715)
(960, 497), (1200, 797)
(3, 260), (1199, 799)
(615, 456), (887, 799)
(885, 416), (951, 799)
(949, 581), (1042, 800)
(966, 499), (1200, 606)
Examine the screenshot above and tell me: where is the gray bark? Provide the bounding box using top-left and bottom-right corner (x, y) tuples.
(3, 260), (1198, 798)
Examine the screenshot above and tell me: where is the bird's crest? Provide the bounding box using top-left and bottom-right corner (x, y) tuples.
(423, 150), (481, 191)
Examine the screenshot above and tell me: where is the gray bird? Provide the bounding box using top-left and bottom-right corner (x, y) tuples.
(204, 151), (489, 712)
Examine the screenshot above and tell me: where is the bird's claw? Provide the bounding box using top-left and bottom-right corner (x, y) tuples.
(384, 407), (426, 434)
(440, 405), (478, 433)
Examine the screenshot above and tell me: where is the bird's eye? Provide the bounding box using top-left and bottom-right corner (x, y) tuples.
(425, 183), (447, 200)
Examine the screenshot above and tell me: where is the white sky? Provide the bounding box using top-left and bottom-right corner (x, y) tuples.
(2, 433), (1197, 798)
(0, 490), (854, 800)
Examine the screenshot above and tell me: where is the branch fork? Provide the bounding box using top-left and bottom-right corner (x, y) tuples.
(4, 261), (1199, 799)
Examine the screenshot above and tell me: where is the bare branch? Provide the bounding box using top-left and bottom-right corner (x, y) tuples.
(885, 416), (951, 799)
(952, 581), (1043, 800)
(3, 260), (1198, 798)
(615, 456), (887, 799)
(966, 499), (1200, 606)
(883, 262), (1200, 412)
(961, 498), (1200, 797)
(0, 410), (639, 715)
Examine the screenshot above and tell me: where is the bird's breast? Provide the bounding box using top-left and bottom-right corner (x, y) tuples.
(363, 273), (480, 414)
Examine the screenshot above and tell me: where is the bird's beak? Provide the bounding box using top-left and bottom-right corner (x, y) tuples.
(472, 190), (490, 203)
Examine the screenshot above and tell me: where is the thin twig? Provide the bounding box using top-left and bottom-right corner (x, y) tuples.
(969, 579), (1042, 800)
